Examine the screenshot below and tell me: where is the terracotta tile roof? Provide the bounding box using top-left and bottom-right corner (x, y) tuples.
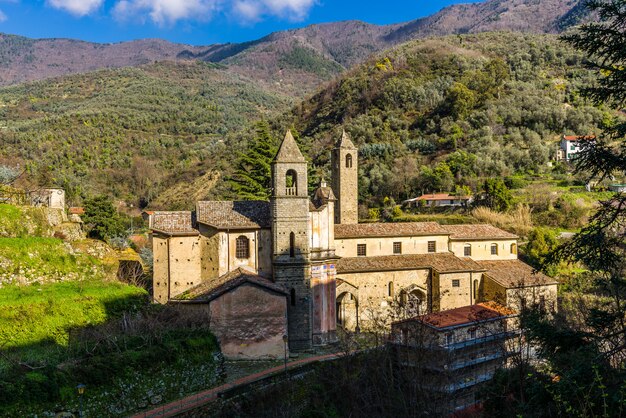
(336, 253), (484, 274)
(173, 268), (287, 302)
(68, 207), (85, 215)
(335, 222), (448, 239)
(152, 211), (197, 235)
(312, 182), (336, 208)
(274, 130), (305, 162)
(401, 302), (515, 330)
(563, 135), (595, 141)
(442, 224), (518, 240)
(416, 193), (470, 201)
(478, 260), (558, 288)
(196, 201), (270, 229)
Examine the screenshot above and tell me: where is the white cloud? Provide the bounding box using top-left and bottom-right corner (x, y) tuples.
(112, 0), (315, 25)
(232, 0), (315, 22)
(47, 0), (104, 16)
(0, 9), (6, 22)
(113, 0), (221, 26)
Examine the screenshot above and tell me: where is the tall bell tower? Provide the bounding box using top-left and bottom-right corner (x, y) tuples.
(271, 130), (313, 350)
(332, 130), (358, 225)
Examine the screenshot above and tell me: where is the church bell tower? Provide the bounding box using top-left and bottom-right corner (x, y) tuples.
(271, 130), (313, 350)
(332, 130), (358, 225)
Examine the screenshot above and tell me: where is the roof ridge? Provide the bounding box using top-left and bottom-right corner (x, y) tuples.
(274, 130), (305, 162)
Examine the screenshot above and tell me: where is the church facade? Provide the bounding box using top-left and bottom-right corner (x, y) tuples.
(150, 130), (557, 354)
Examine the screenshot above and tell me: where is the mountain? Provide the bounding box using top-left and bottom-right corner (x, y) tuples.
(0, 61), (290, 208)
(0, 0), (589, 93)
(280, 32), (615, 207)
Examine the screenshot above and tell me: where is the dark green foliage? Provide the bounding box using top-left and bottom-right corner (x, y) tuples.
(279, 44), (344, 77)
(481, 178), (513, 212)
(0, 61), (289, 207)
(289, 32), (618, 206)
(228, 121), (278, 201)
(525, 227), (559, 275)
(82, 195), (125, 240)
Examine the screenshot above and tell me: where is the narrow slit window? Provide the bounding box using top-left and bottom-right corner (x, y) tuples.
(346, 153), (353, 168)
(290, 288), (296, 306)
(290, 232), (296, 258)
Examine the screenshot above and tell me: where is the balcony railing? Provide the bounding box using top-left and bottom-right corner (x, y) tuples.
(285, 186), (297, 196)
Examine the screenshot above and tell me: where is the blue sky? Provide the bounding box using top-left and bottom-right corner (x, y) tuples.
(0, 1), (482, 45)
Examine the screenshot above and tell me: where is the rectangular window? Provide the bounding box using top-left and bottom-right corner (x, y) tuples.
(452, 279), (460, 287)
(428, 241), (436, 253)
(393, 242), (402, 254)
(469, 329), (477, 339)
(357, 244), (367, 257)
(446, 333), (454, 346)
(491, 244), (498, 255)
(464, 245), (471, 257)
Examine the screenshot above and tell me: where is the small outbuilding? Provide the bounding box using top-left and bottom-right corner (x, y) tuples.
(172, 268), (288, 360)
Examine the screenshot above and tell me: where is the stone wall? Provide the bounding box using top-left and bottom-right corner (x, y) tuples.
(152, 234), (202, 303)
(335, 235), (450, 258)
(449, 239), (518, 261)
(203, 283), (287, 360)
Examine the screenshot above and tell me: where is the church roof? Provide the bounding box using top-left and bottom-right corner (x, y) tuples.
(336, 253), (484, 274)
(478, 260), (557, 288)
(441, 224), (518, 240)
(336, 130), (357, 149)
(335, 222), (448, 239)
(312, 181), (336, 208)
(172, 268), (287, 303)
(151, 211), (198, 235)
(196, 201), (270, 230)
(395, 301), (516, 330)
(274, 130), (305, 163)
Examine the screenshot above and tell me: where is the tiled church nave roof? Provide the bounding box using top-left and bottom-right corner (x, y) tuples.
(478, 260), (557, 288)
(335, 222), (448, 238)
(442, 224), (518, 240)
(173, 268), (286, 302)
(336, 253), (484, 274)
(151, 211), (197, 235)
(196, 201), (271, 229)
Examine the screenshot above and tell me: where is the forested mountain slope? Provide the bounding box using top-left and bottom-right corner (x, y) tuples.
(0, 61), (290, 207)
(0, 0), (588, 93)
(282, 32), (616, 206)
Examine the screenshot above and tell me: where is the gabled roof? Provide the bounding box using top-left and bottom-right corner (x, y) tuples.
(563, 135), (595, 142)
(397, 302), (515, 330)
(196, 201), (270, 230)
(478, 259), (557, 288)
(419, 193), (469, 201)
(274, 130), (305, 163)
(441, 224), (518, 240)
(172, 268), (287, 303)
(336, 129), (357, 150)
(336, 253), (484, 274)
(335, 222), (448, 239)
(152, 211), (198, 235)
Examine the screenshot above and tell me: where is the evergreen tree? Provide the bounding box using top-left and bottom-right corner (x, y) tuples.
(228, 121), (278, 201)
(82, 195), (125, 241)
(481, 178), (512, 212)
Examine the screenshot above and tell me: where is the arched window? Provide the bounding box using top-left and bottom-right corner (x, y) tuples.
(290, 232), (296, 258)
(286, 169), (297, 196)
(464, 244), (472, 257)
(290, 288), (296, 306)
(490, 243), (498, 255)
(235, 236), (249, 259)
(510, 243), (517, 254)
(388, 281), (394, 297)
(473, 279), (479, 301)
(346, 153), (353, 168)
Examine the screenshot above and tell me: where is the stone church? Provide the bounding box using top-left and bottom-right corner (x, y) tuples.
(150, 130), (557, 358)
